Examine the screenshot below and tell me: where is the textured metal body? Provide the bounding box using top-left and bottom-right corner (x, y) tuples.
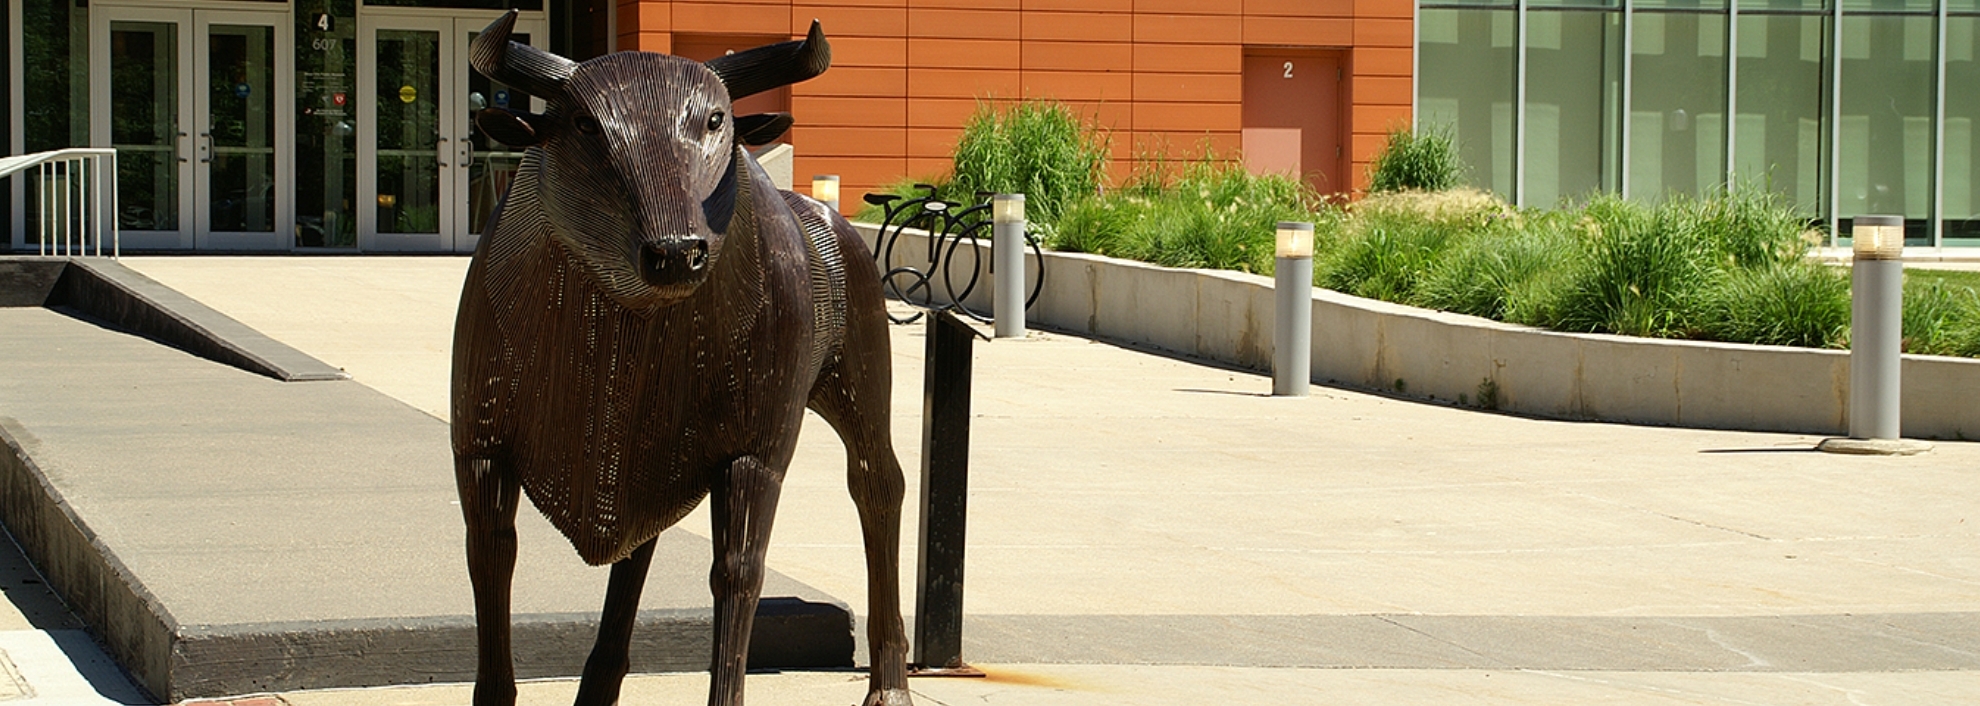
(450, 12), (911, 706)
(1273, 256), (1313, 397)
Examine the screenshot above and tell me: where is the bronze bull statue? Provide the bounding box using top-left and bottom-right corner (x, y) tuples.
(451, 11), (912, 705)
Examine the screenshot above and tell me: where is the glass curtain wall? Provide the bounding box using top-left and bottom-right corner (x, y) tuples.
(21, 1), (90, 247)
(1420, 0), (1980, 245)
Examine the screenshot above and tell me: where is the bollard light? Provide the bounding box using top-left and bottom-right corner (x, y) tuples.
(1821, 215), (1929, 455)
(992, 194), (1027, 338)
(1273, 221), (1315, 397)
(811, 174), (840, 213)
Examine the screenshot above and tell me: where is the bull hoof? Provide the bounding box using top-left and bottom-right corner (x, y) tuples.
(861, 687), (913, 706)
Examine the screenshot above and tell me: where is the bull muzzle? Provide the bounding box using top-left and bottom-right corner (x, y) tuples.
(640, 238), (710, 288)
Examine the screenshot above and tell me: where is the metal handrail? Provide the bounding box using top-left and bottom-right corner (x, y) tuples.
(0, 148), (119, 258)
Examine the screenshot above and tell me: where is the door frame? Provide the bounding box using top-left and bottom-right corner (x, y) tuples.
(89, 2), (293, 251)
(191, 9), (296, 251)
(357, 8), (546, 253)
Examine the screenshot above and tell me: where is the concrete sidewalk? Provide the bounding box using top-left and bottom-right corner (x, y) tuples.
(112, 256), (1980, 704)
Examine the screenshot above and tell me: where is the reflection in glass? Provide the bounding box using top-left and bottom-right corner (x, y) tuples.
(467, 31), (532, 236)
(110, 21), (181, 232)
(208, 25), (277, 233)
(295, 0), (357, 248)
(1524, 9), (1622, 207)
(23, 2), (90, 246)
(1838, 14), (1935, 242)
(1733, 13), (1829, 216)
(376, 30), (441, 235)
(1419, 8), (1519, 199)
(1945, 16), (1980, 243)
(1630, 12), (1728, 201)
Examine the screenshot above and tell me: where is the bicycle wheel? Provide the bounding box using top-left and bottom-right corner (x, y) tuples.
(881, 266), (931, 325)
(940, 226), (991, 323)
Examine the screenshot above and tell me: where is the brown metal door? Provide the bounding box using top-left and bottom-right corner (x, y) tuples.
(671, 34), (793, 144)
(1243, 49), (1345, 196)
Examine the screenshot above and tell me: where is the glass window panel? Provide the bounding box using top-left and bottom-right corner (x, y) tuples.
(1633, 0), (1729, 9)
(1837, 14), (1934, 242)
(1528, 0), (1620, 9)
(1733, 13), (1829, 217)
(375, 29), (442, 235)
(1417, 8), (1518, 199)
(297, 0), (357, 247)
(1839, 0), (1933, 12)
(23, 1), (90, 246)
(208, 25), (277, 233)
(1525, 10), (1622, 207)
(1946, 17), (1980, 244)
(1631, 12), (1729, 202)
(109, 21), (181, 232)
(1737, 0), (1831, 10)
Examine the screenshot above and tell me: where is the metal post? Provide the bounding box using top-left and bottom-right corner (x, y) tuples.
(811, 174), (840, 214)
(1822, 216), (1930, 455)
(913, 310), (982, 675)
(992, 193), (1026, 339)
(1273, 222), (1315, 397)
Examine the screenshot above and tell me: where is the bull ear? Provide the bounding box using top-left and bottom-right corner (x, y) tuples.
(733, 113), (793, 147)
(705, 20), (830, 101)
(701, 153), (740, 235)
(470, 11), (576, 101)
(476, 108), (551, 147)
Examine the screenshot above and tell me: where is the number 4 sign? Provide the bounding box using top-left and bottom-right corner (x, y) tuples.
(313, 14), (334, 32)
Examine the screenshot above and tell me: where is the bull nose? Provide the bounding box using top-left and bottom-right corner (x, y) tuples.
(640, 239), (710, 288)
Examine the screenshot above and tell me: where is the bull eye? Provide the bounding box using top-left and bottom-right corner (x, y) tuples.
(706, 111), (725, 132)
(573, 115), (602, 135)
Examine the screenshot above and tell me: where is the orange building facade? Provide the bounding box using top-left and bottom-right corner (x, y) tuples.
(614, 0), (1415, 205)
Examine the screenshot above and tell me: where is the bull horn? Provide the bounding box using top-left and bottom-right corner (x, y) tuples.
(705, 20), (831, 101)
(470, 10), (576, 100)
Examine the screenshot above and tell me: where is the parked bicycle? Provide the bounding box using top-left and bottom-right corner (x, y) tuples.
(863, 187), (1045, 325)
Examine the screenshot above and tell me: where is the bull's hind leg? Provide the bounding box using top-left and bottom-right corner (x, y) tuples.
(708, 455), (786, 706)
(810, 364), (913, 705)
(573, 537), (657, 706)
(457, 456), (523, 706)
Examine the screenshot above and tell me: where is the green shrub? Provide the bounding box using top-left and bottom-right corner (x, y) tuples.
(1902, 277), (1980, 356)
(1049, 155), (1330, 275)
(1539, 194), (1711, 337)
(1366, 123), (1466, 194)
(1693, 262), (1850, 349)
(949, 100), (1110, 226)
(1418, 210), (1577, 320)
(1321, 189), (1513, 304)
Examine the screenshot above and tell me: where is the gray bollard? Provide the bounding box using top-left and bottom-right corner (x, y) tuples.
(1273, 222), (1314, 397)
(811, 174), (840, 214)
(1821, 216), (1930, 455)
(993, 193), (1026, 339)
(1848, 215), (1903, 440)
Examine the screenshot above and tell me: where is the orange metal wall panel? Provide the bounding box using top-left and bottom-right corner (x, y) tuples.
(1018, 71), (1133, 102)
(825, 37), (909, 66)
(906, 127), (965, 159)
(1354, 17), (1413, 47)
(1357, 0), (1415, 19)
(907, 157), (952, 178)
(1354, 46), (1413, 76)
(909, 9), (1022, 39)
(1132, 72), (1242, 104)
(672, 2), (788, 35)
(1132, 43), (1242, 74)
(1132, 131), (1243, 159)
(908, 98), (986, 129)
(908, 39), (1021, 70)
(1134, 0), (1239, 14)
(908, 68), (1024, 100)
(1134, 14), (1241, 44)
(1356, 75), (1412, 105)
(1022, 12), (1135, 42)
(795, 96), (909, 128)
(1351, 104), (1412, 134)
(798, 66), (908, 97)
(802, 156), (911, 190)
(1244, 16), (1353, 46)
(1024, 41), (1134, 72)
(792, 5), (907, 37)
(1246, 0), (1354, 17)
(1023, 0), (1134, 11)
(1133, 102), (1241, 132)
(793, 126), (909, 155)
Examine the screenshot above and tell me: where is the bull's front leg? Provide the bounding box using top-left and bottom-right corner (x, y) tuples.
(573, 537), (658, 706)
(456, 456), (523, 706)
(707, 455), (786, 706)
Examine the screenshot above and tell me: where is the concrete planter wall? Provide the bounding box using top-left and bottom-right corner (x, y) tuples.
(857, 223), (1980, 440)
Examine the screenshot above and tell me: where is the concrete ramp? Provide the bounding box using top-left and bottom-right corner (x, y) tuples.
(0, 258), (852, 702)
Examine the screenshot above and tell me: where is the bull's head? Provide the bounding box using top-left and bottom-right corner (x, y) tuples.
(469, 11), (828, 310)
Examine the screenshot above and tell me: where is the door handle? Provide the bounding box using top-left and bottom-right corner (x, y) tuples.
(177, 132), (189, 164)
(199, 132), (214, 164)
(436, 137), (449, 167)
(462, 140), (472, 167)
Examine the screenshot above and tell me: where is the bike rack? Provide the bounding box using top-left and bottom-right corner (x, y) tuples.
(862, 187), (1045, 326)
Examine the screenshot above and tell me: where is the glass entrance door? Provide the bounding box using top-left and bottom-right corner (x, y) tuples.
(360, 14), (545, 253)
(91, 7), (291, 250)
